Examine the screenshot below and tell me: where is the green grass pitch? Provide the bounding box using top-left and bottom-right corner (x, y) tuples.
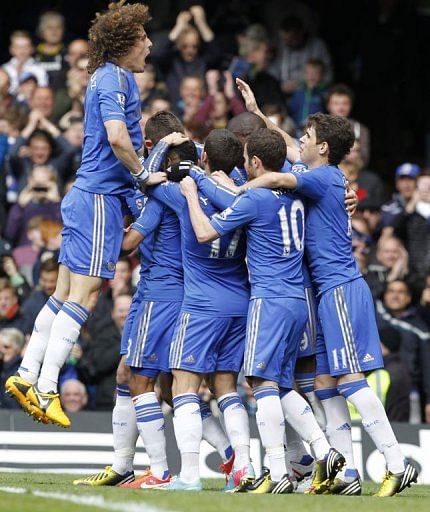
(0, 473), (428, 512)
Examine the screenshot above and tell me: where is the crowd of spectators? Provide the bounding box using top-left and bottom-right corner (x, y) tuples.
(0, 2), (429, 424)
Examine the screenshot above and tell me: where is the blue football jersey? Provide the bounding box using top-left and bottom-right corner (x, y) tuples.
(131, 197), (183, 301)
(210, 188), (305, 300)
(148, 183), (249, 316)
(74, 62), (142, 195)
(293, 164), (361, 295)
(230, 167), (248, 186)
(123, 190), (154, 281)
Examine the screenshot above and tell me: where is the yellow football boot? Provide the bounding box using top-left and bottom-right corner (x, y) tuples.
(73, 466), (135, 486)
(374, 463), (418, 497)
(5, 374), (48, 423)
(27, 385), (71, 428)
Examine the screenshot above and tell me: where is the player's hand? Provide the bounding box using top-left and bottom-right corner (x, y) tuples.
(162, 132), (189, 146)
(179, 176), (197, 196)
(236, 78), (258, 113)
(145, 171), (167, 186)
(211, 171), (239, 192)
(345, 187), (358, 215)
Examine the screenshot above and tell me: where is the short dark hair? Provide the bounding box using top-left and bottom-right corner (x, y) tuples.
(144, 111), (184, 145)
(167, 140), (198, 166)
(40, 258), (59, 274)
(227, 112), (266, 143)
(306, 113), (355, 165)
(327, 83), (355, 105)
(246, 128), (286, 171)
(28, 129), (56, 154)
(204, 129), (243, 174)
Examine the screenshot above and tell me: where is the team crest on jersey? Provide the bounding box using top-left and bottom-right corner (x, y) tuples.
(107, 261), (116, 272)
(117, 93), (126, 111)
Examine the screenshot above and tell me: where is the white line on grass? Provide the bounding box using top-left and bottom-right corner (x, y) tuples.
(0, 486), (173, 512)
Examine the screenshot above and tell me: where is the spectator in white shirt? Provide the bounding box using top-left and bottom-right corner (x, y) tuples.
(2, 31), (48, 94)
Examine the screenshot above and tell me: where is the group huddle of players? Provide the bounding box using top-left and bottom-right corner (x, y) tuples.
(4, 1), (418, 496)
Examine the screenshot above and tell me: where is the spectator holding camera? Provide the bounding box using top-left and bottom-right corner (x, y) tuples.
(5, 165), (61, 248)
(192, 69), (245, 130)
(153, 5), (220, 104)
(0, 328), (26, 408)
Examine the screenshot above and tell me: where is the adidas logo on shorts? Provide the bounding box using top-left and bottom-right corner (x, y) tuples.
(256, 361), (266, 369)
(362, 353), (374, 363)
(185, 355), (195, 364)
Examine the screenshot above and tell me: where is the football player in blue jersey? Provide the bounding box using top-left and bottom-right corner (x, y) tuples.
(73, 120), (231, 487)
(142, 130), (252, 493)
(5, 2), (164, 428)
(180, 128), (346, 494)
(232, 79), (417, 497)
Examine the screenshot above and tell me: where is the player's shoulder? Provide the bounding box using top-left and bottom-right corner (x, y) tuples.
(96, 62), (130, 90)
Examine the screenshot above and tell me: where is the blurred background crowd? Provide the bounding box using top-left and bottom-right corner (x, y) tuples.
(0, 0), (429, 425)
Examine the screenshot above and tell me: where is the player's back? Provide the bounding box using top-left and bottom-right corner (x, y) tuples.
(149, 182), (249, 317)
(75, 62), (142, 195)
(144, 201), (183, 301)
(222, 188), (305, 299)
(130, 196), (182, 301)
(294, 164), (361, 295)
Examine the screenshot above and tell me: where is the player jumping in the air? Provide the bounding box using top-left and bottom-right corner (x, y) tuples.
(5, 1), (163, 428)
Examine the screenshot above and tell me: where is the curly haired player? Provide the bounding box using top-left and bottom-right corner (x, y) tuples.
(6, 1), (163, 428)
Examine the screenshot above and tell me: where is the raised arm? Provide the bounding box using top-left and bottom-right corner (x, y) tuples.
(180, 176), (220, 242)
(236, 78), (300, 162)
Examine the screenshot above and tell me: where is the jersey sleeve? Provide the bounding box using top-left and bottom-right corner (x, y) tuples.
(98, 71), (128, 123)
(147, 182), (186, 214)
(210, 192), (257, 236)
(131, 197), (164, 237)
(292, 167), (329, 200)
(144, 140), (170, 174)
(190, 169), (237, 210)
